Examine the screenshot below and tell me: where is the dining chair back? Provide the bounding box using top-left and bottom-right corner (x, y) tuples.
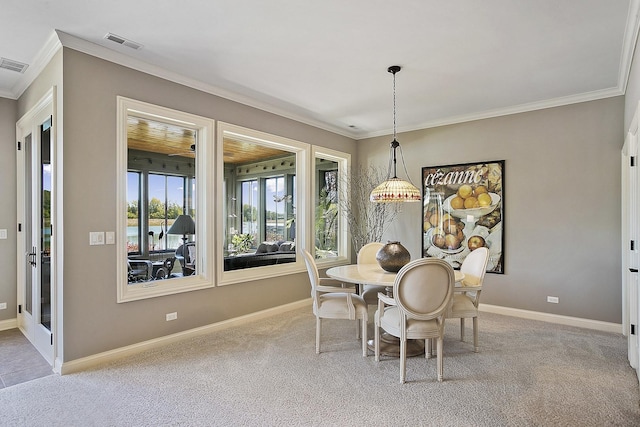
(357, 242), (383, 264)
(375, 258), (455, 383)
(358, 242), (387, 305)
(448, 246), (489, 352)
(302, 250), (369, 357)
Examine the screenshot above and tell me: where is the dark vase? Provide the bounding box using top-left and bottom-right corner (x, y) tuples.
(376, 241), (411, 273)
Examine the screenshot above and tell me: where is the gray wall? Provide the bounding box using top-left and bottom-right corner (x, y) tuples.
(58, 48), (355, 361)
(357, 97), (624, 324)
(0, 97), (17, 322)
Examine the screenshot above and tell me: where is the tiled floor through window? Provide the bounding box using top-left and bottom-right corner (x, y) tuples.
(0, 328), (53, 388)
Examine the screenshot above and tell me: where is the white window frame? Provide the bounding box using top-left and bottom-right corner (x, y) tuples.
(116, 97), (214, 302)
(216, 122), (310, 286)
(312, 146), (351, 267)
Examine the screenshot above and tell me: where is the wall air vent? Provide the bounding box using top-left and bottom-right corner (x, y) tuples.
(0, 57), (29, 73)
(104, 33), (143, 50)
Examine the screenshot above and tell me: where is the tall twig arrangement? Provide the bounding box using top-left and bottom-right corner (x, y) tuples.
(338, 165), (399, 253)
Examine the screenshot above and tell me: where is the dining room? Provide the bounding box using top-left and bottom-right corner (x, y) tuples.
(1, 2), (639, 425)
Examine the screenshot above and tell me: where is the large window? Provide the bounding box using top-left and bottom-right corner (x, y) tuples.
(117, 97), (214, 302)
(216, 124), (351, 284)
(241, 179), (258, 238)
(217, 123), (309, 285)
(312, 147), (350, 265)
(127, 172), (193, 257)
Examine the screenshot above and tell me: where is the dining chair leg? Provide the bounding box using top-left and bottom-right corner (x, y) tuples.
(356, 319), (361, 340)
(316, 317), (321, 354)
(400, 338), (407, 384)
(473, 316), (479, 352)
(460, 318), (465, 341)
(437, 336), (444, 382)
(425, 338), (433, 359)
(361, 317), (368, 357)
(374, 323), (380, 362)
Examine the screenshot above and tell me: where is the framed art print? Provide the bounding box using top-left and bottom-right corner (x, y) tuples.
(422, 160), (504, 273)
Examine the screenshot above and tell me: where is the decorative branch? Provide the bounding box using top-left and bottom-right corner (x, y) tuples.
(338, 165), (399, 254)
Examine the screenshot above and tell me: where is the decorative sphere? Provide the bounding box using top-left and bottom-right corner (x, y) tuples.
(376, 241), (411, 272)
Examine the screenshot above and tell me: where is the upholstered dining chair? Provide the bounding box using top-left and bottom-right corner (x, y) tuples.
(447, 246), (489, 352)
(302, 250), (369, 357)
(358, 242), (386, 306)
(375, 258), (455, 383)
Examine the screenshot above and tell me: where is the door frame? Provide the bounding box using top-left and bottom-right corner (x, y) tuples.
(622, 100), (640, 382)
(16, 87), (57, 367)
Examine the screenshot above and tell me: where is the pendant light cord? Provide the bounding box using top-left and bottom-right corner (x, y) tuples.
(392, 68), (397, 142)
(388, 66), (415, 185)
(389, 67), (399, 179)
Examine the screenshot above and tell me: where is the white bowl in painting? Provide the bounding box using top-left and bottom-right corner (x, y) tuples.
(424, 227), (465, 255)
(443, 193), (500, 219)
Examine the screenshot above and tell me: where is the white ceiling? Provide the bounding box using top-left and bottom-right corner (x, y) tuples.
(1, 0), (638, 139)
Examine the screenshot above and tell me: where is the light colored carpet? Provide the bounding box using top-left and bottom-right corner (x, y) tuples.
(0, 307), (639, 426)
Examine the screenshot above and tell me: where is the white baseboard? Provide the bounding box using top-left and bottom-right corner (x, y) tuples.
(479, 303), (622, 334)
(0, 318), (17, 331)
(59, 299), (621, 375)
(60, 299), (312, 375)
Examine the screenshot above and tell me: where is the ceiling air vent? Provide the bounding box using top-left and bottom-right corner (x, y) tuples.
(104, 33), (143, 50)
(0, 57), (29, 73)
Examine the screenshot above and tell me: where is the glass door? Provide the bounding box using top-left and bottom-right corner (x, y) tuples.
(17, 99), (54, 365)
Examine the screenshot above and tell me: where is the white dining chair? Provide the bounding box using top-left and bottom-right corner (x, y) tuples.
(447, 246), (489, 352)
(375, 258), (455, 383)
(358, 242), (386, 306)
(302, 250), (369, 357)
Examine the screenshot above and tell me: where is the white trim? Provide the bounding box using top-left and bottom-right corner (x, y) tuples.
(57, 299), (623, 375)
(620, 0), (640, 93)
(15, 88), (57, 366)
(116, 97), (215, 303)
(5, 31), (62, 99)
(311, 146), (352, 266)
(55, 31), (353, 139)
(0, 318), (17, 331)
(479, 303), (622, 334)
(363, 87), (625, 139)
(60, 299), (311, 375)
(49, 27), (636, 141)
(216, 122), (310, 286)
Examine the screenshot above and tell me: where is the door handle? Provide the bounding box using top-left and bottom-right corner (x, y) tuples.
(27, 246), (37, 267)
(630, 268), (638, 273)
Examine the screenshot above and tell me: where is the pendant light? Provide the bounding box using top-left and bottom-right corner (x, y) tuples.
(370, 66), (421, 203)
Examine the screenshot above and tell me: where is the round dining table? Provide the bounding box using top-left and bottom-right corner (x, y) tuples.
(325, 264), (464, 289)
(325, 263), (465, 357)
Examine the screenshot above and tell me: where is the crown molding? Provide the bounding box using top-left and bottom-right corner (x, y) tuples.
(359, 86), (625, 140)
(13, 6), (640, 141)
(55, 30), (357, 139)
(9, 30), (62, 100)
(620, 0), (640, 94)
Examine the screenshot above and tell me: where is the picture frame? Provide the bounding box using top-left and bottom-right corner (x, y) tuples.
(422, 160), (504, 273)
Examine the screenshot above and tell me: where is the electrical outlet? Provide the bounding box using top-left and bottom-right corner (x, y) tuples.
(547, 296), (559, 304)
(166, 312), (177, 321)
(0, 302), (6, 310)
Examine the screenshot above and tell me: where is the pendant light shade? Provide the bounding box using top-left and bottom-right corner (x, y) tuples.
(370, 175), (422, 203)
(370, 66), (421, 203)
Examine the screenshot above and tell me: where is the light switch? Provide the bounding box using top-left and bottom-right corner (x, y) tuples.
(106, 231), (115, 245)
(0, 229), (7, 239)
(89, 231), (105, 245)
